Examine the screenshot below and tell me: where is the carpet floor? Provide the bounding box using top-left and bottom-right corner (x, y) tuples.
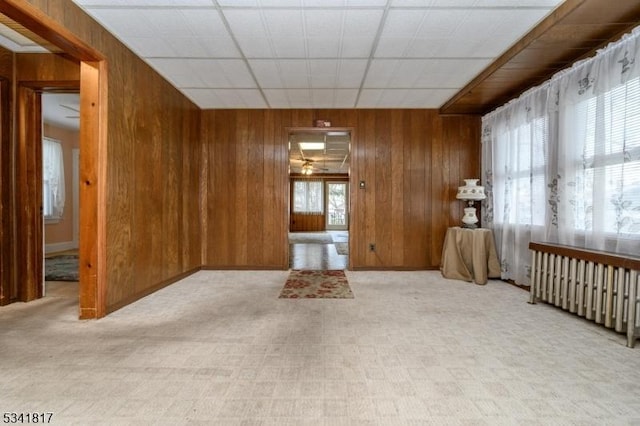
(1, 270), (639, 424)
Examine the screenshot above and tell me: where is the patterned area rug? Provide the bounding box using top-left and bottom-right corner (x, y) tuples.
(45, 255), (79, 281)
(334, 242), (348, 255)
(279, 270), (353, 299)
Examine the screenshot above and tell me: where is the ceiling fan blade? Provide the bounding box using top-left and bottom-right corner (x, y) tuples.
(60, 104), (80, 113)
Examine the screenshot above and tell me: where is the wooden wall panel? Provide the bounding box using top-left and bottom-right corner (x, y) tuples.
(13, 0), (203, 314)
(290, 214), (325, 232)
(202, 109), (480, 270)
(0, 47), (13, 306)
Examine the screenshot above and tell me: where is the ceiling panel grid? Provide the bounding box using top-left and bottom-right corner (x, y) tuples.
(62, 0), (566, 108)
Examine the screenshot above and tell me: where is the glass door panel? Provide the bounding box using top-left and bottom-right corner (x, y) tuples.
(326, 182), (348, 230)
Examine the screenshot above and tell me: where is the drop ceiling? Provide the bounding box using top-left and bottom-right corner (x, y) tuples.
(64, 0), (564, 109)
(289, 131), (350, 175)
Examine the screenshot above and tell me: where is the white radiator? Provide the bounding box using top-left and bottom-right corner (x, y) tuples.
(529, 242), (640, 348)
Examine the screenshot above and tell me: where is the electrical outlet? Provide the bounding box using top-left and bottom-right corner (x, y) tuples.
(369, 243), (376, 252)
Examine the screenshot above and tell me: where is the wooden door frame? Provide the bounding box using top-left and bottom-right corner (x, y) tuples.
(285, 126), (354, 269)
(0, 78), (11, 305)
(0, 0), (107, 318)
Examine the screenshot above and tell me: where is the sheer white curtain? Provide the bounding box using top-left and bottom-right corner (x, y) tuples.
(42, 137), (65, 218)
(482, 26), (640, 285)
(293, 179), (323, 214)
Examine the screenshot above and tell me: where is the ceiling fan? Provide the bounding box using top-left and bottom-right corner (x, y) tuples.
(59, 103), (80, 119)
(297, 156), (330, 175)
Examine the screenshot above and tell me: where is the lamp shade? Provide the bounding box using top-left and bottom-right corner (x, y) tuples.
(456, 179), (486, 201)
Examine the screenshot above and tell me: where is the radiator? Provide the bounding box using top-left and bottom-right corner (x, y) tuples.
(529, 242), (640, 348)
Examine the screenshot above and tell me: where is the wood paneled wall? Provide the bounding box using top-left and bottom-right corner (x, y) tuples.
(290, 214), (325, 232)
(9, 0), (202, 314)
(0, 46), (14, 306)
(201, 109), (480, 270)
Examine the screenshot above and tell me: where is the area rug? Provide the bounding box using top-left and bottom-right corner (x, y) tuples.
(45, 255), (79, 281)
(334, 242), (348, 255)
(279, 270), (353, 299)
(288, 232), (333, 244)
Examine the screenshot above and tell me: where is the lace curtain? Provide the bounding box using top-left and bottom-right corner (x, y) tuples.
(42, 137), (65, 218)
(482, 26), (640, 285)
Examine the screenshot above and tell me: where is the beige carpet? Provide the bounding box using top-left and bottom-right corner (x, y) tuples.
(1, 270), (639, 424)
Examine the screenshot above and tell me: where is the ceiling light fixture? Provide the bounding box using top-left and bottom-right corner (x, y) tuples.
(299, 142), (325, 151)
(301, 161), (313, 175)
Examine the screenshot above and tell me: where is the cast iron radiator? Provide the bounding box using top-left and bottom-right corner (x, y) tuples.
(529, 242), (639, 348)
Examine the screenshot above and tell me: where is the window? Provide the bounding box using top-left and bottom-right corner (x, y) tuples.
(42, 137), (65, 219)
(293, 180), (323, 213)
(493, 116), (547, 226)
(571, 77), (640, 235)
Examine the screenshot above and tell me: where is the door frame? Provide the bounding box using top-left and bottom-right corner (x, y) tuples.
(285, 126), (353, 268)
(0, 0), (108, 318)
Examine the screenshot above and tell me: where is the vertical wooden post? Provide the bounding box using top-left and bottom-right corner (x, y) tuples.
(79, 60), (107, 319)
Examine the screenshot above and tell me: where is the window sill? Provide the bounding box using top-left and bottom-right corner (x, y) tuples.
(44, 217), (61, 225)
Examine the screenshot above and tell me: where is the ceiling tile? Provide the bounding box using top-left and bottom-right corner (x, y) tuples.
(263, 9), (304, 37)
(365, 58), (491, 88)
(271, 37), (307, 58)
(69, 0), (565, 109)
(334, 60), (368, 88)
(304, 9), (343, 38)
(78, 0), (214, 5)
(306, 38), (343, 58)
(391, 0), (562, 5)
(357, 88), (457, 108)
(259, 0), (303, 6)
(250, 59), (309, 88)
(148, 59), (256, 88)
(263, 89), (357, 108)
(161, 37), (240, 58)
(183, 88), (268, 108)
(233, 37), (275, 58)
(223, 10), (269, 38)
(85, 9), (155, 38)
(303, 0), (387, 5)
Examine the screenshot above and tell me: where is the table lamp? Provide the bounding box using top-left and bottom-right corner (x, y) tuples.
(456, 179), (486, 228)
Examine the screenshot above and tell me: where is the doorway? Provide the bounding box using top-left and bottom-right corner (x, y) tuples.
(0, 2), (107, 318)
(287, 128), (351, 270)
(42, 92), (80, 299)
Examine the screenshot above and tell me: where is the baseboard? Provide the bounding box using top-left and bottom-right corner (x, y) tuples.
(105, 267), (201, 316)
(45, 241), (77, 255)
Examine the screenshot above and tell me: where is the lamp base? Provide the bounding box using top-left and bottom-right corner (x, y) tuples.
(461, 206), (479, 228)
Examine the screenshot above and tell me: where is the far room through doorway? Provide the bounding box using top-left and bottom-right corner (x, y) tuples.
(288, 128), (351, 270)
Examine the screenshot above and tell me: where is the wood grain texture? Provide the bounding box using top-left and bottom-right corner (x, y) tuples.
(4, 0), (202, 315)
(0, 51), (14, 306)
(16, 86), (43, 301)
(201, 110), (480, 270)
(290, 214), (326, 232)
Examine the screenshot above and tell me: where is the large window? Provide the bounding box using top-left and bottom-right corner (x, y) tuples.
(574, 78), (640, 234)
(42, 137), (65, 219)
(293, 180), (323, 213)
(482, 26), (640, 285)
